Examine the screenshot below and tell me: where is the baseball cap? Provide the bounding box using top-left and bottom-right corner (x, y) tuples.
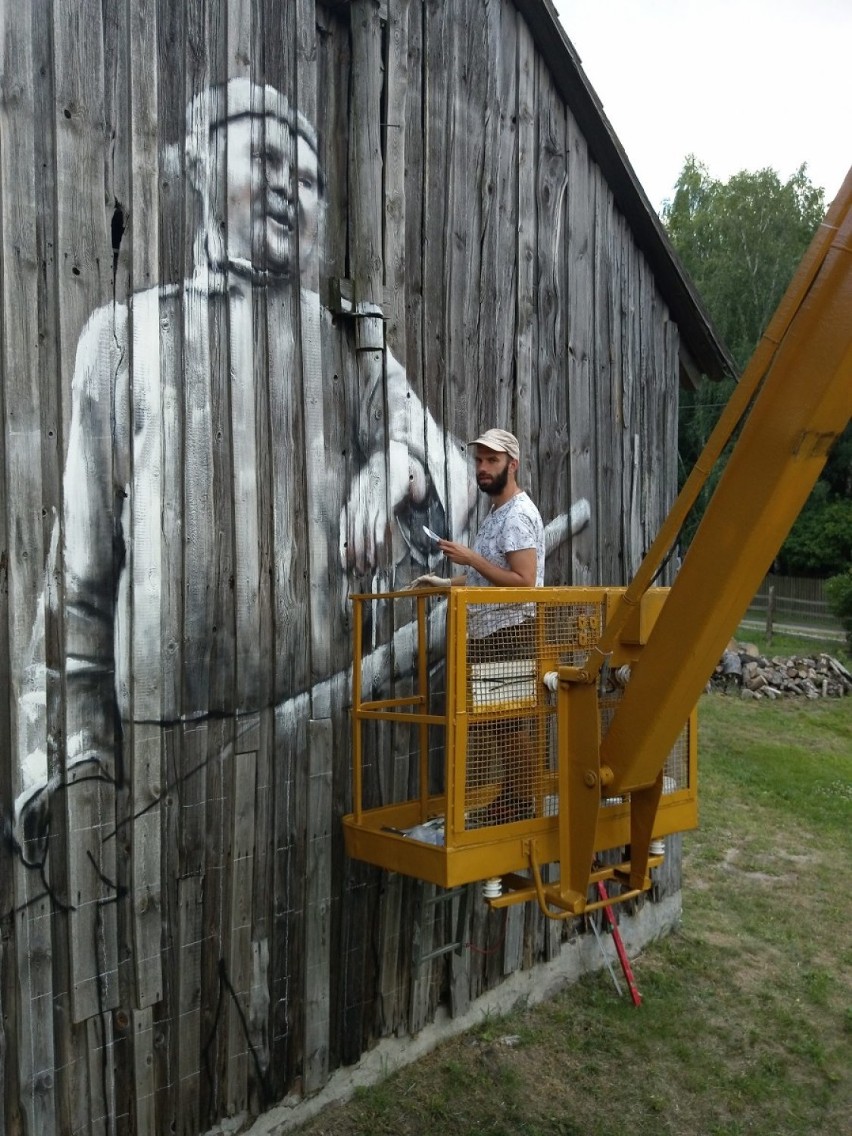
(468, 428), (520, 461)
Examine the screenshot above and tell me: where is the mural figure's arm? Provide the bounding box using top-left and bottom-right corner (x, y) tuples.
(14, 306), (128, 833)
(341, 347), (476, 573)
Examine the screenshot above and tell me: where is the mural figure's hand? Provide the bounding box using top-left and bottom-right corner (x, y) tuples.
(8, 752), (118, 910)
(340, 442), (429, 573)
(407, 574), (450, 589)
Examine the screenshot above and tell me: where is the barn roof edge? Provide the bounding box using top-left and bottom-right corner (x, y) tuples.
(516, 0), (738, 384)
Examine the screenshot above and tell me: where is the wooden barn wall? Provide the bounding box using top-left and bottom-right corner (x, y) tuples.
(0, 0), (681, 1131)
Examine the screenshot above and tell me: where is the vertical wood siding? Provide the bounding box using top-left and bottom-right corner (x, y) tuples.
(0, 0), (682, 1130)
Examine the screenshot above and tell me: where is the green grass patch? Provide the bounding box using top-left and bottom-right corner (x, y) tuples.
(697, 695), (852, 835)
(297, 694), (852, 1136)
(735, 623), (850, 667)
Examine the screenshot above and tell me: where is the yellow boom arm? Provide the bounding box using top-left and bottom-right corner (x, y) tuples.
(558, 168), (852, 898)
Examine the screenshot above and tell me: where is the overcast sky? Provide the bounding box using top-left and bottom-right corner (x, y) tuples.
(552, 0), (852, 213)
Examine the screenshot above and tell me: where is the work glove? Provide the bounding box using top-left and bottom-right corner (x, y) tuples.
(408, 574), (451, 589)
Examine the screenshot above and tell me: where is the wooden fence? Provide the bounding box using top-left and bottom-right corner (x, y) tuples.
(746, 574), (835, 629)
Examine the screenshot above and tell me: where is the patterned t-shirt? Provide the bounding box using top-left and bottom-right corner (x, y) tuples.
(466, 491), (545, 637)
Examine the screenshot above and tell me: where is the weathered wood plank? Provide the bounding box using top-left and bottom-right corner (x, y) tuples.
(341, 0), (388, 1062)
(225, 745), (257, 1115)
(271, 705), (306, 1089)
(652, 832), (682, 900)
(132, 1007), (156, 1136)
(373, 0), (415, 1040)
(295, 0), (331, 702)
(198, 721), (232, 1125)
(156, 0), (185, 288)
(478, 2), (519, 445)
(566, 109), (595, 586)
(441, 0), (484, 473)
(258, 31), (311, 1090)
(1, 2), (57, 1129)
(448, 886), (472, 1019)
(85, 1014), (114, 1136)
(311, 10), (353, 1076)
(124, 0), (167, 1044)
(421, 0), (452, 529)
(503, 906), (525, 976)
(338, 859), (372, 1065)
(303, 718), (332, 1093)
(594, 169), (623, 584)
(175, 15), (229, 1123)
(408, 882), (438, 1035)
(52, 0), (110, 443)
(179, 53), (217, 894)
(516, 8), (537, 513)
(417, 0), (473, 1013)
(130, 725), (164, 1008)
(102, 0), (131, 311)
(621, 217), (643, 576)
(246, 708), (273, 1111)
(30, 0), (71, 1116)
(127, 300), (166, 1022)
(195, 18), (237, 1118)
(532, 58), (570, 582)
(603, 186), (626, 585)
(176, 872), (203, 1136)
(266, 253), (310, 1105)
(0, 933), (7, 1136)
(227, 285), (262, 713)
(638, 253), (653, 553)
(50, 0), (120, 1029)
(664, 315), (680, 577)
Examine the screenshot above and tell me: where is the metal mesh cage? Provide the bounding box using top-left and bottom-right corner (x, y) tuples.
(462, 599), (604, 830)
(345, 586), (699, 894)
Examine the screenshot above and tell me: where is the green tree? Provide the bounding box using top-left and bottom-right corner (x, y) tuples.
(665, 159), (824, 368)
(781, 494), (852, 576)
(664, 158), (850, 569)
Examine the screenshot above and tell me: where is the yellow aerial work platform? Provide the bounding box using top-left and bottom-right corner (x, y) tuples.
(343, 169), (852, 917)
(342, 585), (698, 918)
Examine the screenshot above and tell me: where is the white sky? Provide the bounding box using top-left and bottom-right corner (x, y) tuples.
(552, 0), (852, 213)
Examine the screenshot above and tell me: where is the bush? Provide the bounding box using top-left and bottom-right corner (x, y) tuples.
(826, 568), (852, 649)
(778, 497), (852, 576)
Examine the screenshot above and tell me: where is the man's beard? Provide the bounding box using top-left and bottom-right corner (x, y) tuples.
(477, 462), (510, 496)
(203, 226), (295, 286)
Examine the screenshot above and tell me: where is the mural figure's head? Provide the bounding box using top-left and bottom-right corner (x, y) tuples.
(180, 77), (324, 283)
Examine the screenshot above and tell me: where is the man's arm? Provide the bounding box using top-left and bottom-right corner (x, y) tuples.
(438, 542), (537, 588)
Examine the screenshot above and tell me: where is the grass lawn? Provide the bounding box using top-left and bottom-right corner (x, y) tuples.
(733, 623), (850, 668)
(294, 686), (851, 1136)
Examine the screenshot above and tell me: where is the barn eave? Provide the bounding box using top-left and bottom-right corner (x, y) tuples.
(517, 0), (738, 387)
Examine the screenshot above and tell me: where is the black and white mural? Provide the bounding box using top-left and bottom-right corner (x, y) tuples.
(11, 77), (583, 877)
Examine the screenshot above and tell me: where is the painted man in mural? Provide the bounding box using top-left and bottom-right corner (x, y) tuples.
(12, 78), (475, 843)
(11, 78), (587, 893)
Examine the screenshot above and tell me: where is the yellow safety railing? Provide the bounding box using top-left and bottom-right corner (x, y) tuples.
(343, 585), (698, 917)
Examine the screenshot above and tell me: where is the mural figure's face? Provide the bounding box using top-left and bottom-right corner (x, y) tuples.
(224, 112), (320, 279)
(474, 447), (514, 496)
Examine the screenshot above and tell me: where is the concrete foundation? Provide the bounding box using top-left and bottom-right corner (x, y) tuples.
(209, 892), (681, 1136)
